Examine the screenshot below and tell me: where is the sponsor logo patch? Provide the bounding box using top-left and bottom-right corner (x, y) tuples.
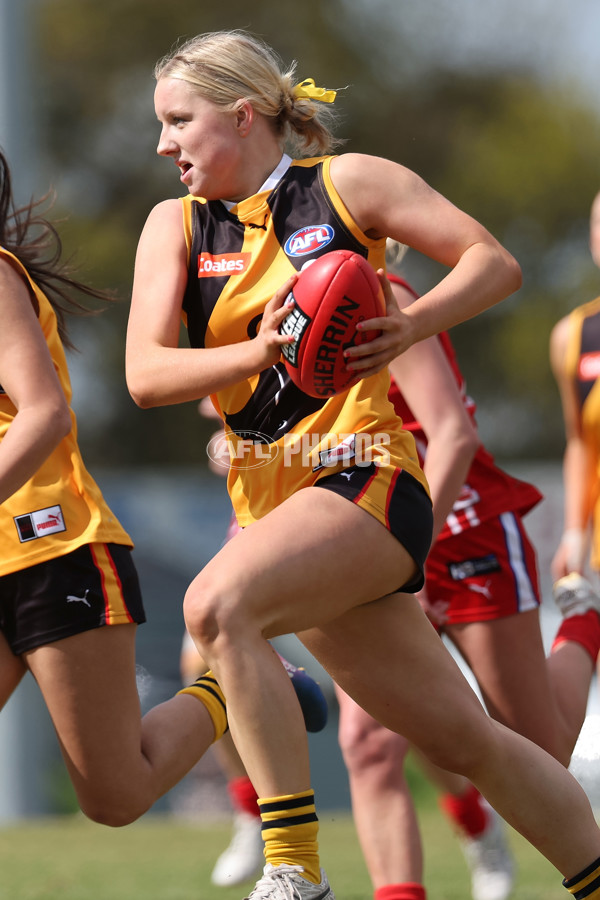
(313, 434), (357, 471)
(284, 224), (334, 257)
(197, 253), (251, 277)
(14, 505), (66, 542)
(448, 554), (501, 581)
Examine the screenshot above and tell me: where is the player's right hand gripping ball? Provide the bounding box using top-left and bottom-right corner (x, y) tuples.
(279, 250), (385, 398)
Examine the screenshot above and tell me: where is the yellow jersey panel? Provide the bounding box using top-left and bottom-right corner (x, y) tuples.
(565, 297), (600, 569)
(180, 155), (429, 525)
(0, 248), (132, 575)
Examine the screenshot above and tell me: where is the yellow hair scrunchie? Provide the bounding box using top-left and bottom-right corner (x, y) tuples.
(292, 78), (337, 104)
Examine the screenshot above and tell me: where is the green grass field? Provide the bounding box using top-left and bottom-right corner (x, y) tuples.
(0, 804), (569, 899)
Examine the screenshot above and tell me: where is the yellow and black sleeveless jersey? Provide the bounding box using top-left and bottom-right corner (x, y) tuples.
(0, 247), (132, 576)
(181, 154), (429, 525)
(565, 297), (600, 568)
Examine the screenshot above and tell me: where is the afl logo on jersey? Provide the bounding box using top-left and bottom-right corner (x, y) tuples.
(284, 224), (334, 258)
(578, 352), (600, 381)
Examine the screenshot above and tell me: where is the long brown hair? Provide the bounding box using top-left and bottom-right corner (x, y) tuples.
(0, 149), (113, 349)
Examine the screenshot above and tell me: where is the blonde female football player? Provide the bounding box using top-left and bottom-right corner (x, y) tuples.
(0, 147), (227, 830)
(126, 29), (600, 900)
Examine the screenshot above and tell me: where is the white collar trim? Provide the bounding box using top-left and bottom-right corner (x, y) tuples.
(221, 154), (292, 211)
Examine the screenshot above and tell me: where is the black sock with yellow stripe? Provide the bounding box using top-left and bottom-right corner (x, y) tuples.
(258, 789), (320, 884)
(177, 671), (228, 742)
(563, 857), (600, 898)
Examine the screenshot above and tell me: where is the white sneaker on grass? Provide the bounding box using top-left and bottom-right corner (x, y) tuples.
(211, 811), (264, 887)
(553, 572), (600, 618)
(244, 864), (335, 899)
(460, 805), (515, 900)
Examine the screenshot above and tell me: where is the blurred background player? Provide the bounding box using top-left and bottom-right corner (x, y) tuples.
(335, 241), (600, 900)
(550, 189), (600, 695)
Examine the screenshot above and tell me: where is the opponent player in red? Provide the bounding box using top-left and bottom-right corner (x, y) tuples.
(126, 29), (600, 900)
(336, 243), (600, 900)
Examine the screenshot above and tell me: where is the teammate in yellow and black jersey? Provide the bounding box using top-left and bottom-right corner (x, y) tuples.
(126, 29), (600, 900)
(552, 290), (600, 577)
(549, 191), (600, 900)
(0, 247), (132, 577)
(0, 147), (229, 836)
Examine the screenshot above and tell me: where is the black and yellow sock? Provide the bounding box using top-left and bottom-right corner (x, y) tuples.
(258, 789), (320, 884)
(177, 671), (227, 742)
(563, 856), (600, 897)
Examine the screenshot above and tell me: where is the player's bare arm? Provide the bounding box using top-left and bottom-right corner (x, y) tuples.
(127, 202), (295, 409)
(330, 153), (522, 347)
(0, 260), (71, 503)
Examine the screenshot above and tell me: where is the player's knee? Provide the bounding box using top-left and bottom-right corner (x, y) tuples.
(79, 789), (150, 827)
(183, 574), (247, 653)
(339, 714), (409, 774)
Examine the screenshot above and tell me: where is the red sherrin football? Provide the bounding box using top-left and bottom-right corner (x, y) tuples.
(280, 250), (385, 398)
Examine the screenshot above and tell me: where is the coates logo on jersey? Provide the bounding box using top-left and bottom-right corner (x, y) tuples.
(284, 224), (334, 258)
(197, 253), (251, 277)
(578, 352), (600, 381)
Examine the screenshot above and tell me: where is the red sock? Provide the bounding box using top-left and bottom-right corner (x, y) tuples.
(552, 610), (600, 663)
(228, 775), (260, 817)
(439, 784), (487, 838)
(374, 885), (425, 900)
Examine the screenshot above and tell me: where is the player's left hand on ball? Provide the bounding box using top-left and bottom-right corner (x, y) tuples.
(254, 274), (298, 368)
(343, 271), (414, 377)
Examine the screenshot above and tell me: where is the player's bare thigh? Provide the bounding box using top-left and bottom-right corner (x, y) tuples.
(26, 625), (213, 824)
(184, 485), (419, 642)
(300, 591), (495, 773)
(25, 625), (144, 788)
